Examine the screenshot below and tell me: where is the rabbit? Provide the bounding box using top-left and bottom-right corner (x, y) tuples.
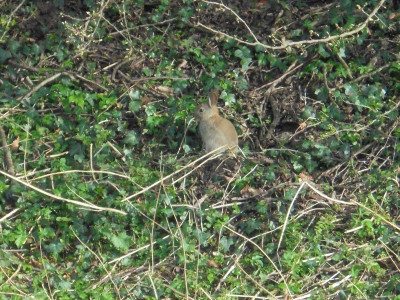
(194, 89), (238, 154)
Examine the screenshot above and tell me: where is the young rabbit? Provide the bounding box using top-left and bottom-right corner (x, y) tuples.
(195, 89), (238, 153)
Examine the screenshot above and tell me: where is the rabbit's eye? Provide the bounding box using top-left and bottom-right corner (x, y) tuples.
(199, 108), (204, 112)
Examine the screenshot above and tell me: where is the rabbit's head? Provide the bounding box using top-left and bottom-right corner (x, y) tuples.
(194, 89), (219, 122)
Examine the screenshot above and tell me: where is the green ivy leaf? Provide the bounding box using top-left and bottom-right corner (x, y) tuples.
(129, 100), (142, 112)
(8, 39), (20, 54)
(220, 91), (236, 105)
(234, 49), (244, 58)
(220, 236), (234, 252)
(318, 44), (330, 58)
(15, 232), (27, 248)
(240, 57), (252, 70)
(0, 47), (11, 63)
(69, 92), (85, 108)
(123, 130), (139, 146)
(45, 239), (64, 255)
(292, 160), (303, 172)
(338, 47), (346, 58)
(57, 280), (72, 291)
(302, 106), (315, 119)
(129, 90), (141, 100)
(111, 232), (131, 251)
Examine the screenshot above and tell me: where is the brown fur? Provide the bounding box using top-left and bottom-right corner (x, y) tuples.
(194, 89), (238, 153)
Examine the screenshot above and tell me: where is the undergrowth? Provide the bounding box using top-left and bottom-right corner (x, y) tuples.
(1, 0), (400, 298)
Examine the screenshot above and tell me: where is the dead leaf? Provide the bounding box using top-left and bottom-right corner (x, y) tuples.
(141, 96), (152, 105)
(177, 59), (188, 69)
(240, 185), (251, 197)
(10, 136), (20, 150)
(299, 172), (313, 181)
(155, 86), (174, 96)
(207, 260), (219, 268)
(30, 258), (43, 268)
(240, 185), (264, 198)
(389, 12), (400, 20)
(298, 122), (307, 130)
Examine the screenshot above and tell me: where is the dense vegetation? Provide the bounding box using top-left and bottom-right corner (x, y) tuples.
(1, 0), (400, 298)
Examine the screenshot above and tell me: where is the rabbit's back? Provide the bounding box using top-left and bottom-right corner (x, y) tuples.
(199, 115), (238, 153)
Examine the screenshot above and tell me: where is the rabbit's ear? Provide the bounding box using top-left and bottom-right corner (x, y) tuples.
(209, 88), (219, 106)
(208, 96), (213, 108)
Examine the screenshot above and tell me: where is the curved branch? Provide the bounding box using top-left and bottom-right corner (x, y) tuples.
(197, 0), (386, 50)
(0, 170), (126, 215)
(17, 71), (109, 102)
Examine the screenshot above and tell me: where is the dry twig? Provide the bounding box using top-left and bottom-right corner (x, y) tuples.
(197, 0), (386, 50)
(0, 170), (126, 215)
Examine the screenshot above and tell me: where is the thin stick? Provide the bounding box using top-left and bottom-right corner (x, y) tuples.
(223, 225), (292, 297)
(72, 229), (122, 299)
(18, 72), (65, 101)
(90, 143), (98, 183)
(0, 0), (26, 42)
(0, 126), (15, 176)
(30, 169), (130, 181)
(121, 147), (225, 202)
(197, 0), (386, 50)
(305, 181), (400, 232)
(277, 181), (306, 252)
(0, 208), (21, 223)
(0, 170), (126, 215)
(18, 71), (108, 101)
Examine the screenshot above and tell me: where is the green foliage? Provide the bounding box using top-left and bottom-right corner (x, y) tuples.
(1, 0), (399, 298)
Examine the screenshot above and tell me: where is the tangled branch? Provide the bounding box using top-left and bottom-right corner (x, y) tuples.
(197, 0), (387, 50)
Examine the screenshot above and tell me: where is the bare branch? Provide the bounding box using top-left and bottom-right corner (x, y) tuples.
(0, 170), (126, 215)
(197, 0), (386, 50)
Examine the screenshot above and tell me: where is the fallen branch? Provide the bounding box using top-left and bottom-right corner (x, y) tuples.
(306, 181), (400, 232)
(121, 147), (229, 202)
(0, 170), (126, 215)
(197, 0), (386, 50)
(17, 71), (108, 102)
